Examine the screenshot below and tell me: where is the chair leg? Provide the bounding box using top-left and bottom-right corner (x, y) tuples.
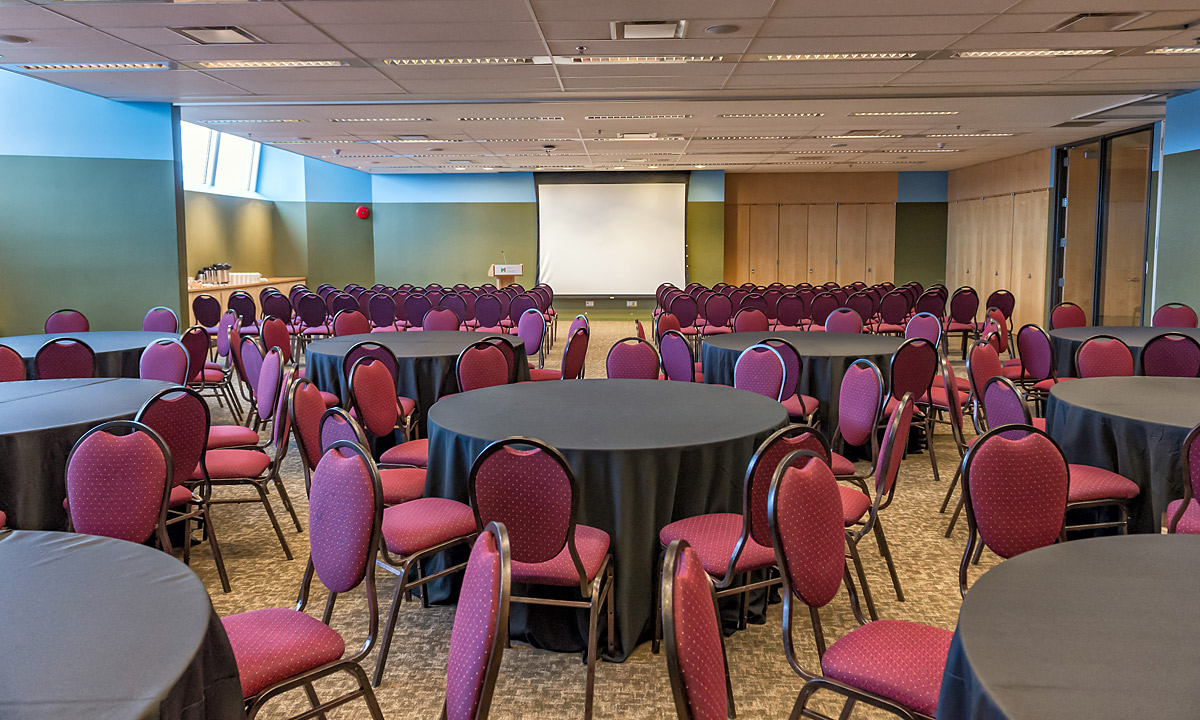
(302, 682), (329, 720)
(788, 683), (819, 720)
(847, 540), (877, 621)
(348, 663), (387, 720)
(372, 564), (412, 688)
(606, 564), (615, 655)
(872, 520), (904, 602)
(652, 547), (663, 654)
(838, 698), (856, 720)
(925, 414), (940, 482)
(738, 574), (749, 631)
(972, 541), (985, 565)
(254, 483), (293, 560)
(182, 514), (192, 566)
(204, 507), (231, 593)
(583, 576), (602, 720)
(271, 472), (303, 532)
(940, 466), (961, 513)
(945, 494), (965, 538)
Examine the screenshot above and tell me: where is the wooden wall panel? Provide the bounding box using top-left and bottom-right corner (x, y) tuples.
(956, 199), (984, 291)
(1062, 147), (1099, 319)
(725, 172), (897, 205)
(807, 204), (838, 284)
(724, 203), (750, 284)
(865, 203), (896, 285)
(836, 204), (867, 285)
(1011, 190), (1050, 332)
(748, 204), (779, 284)
(948, 149), (1054, 201)
(777, 204), (809, 284)
(979, 194), (1014, 305)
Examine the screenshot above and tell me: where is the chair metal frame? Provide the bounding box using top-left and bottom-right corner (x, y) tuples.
(1168, 423), (1200, 533)
(1139, 331), (1200, 378)
(34, 336), (95, 379)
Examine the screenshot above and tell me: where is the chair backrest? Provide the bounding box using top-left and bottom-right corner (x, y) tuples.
(948, 286), (980, 323)
(469, 438), (581, 576)
(769, 451), (847, 612)
(349, 356), (400, 439)
(516, 308), (545, 357)
(967, 340), (1004, 402)
(914, 290), (945, 318)
(215, 310), (238, 360)
(742, 425), (830, 551)
(457, 341), (511, 392)
(442, 293), (468, 324)
(296, 293), (329, 329)
(762, 338), (801, 401)
(1014, 323), (1054, 382)
(845, 292), (873, 325)
(333, 309), (371, 337)
(477, 336), (516, 384)
(139, 338), (189, 384)
(669, 294), (699, 328)
(289, 378), (328, 475)
(66, 420), (171, 545)
(227, 291), (257, 327)
(905, 312), (942, 345)
(369, 293), (397, 329)
(888, 338), (938, 402)
(179, 326), (210, 385)
(1050, 301), (1087, 330)
(444, 521), (511, 720)
(35, 338), (94, 379)
(982, 376), (1032, 431)
(320, 407), (369, 455)
(568, 314), (590, 338)
(837, 359), (884, 449)
(824, 307), (862, 334)
(662, 539), (732, 720)
(1152, 302), (1199, 328)
(775, 293), (804, 328)
(810, 292), (839, 326)
(875, 393), (915, 499)
(1170, 424), (1200, 533)
(308, 441), (383, 597)
(961, 425), (1068, 584)
(938, 356), (969, 453)
(1075, 335), (1134, 378)
(704, 293), (733, 328)
(660, 330), (695, 382)
(192, 295), (221, 328)
(423, 307), (461, 332)
(739, 294), (768, 314)
(405, 294), (434, 327)
(136, 387), (209, 491)
(879, 290), (910, 325)
(508, 294), (537, 325)
(256, 347), (285, 421)
(45, 308), (89, 334)
(260, 315), (292, 363)
(0, 344), (26, 382)
(1141, 332), (1200, 378)
(329, 293), (358, 317)
(605, 337), (660, 380)
(656, 312), (682, 341)
(986, 289), (1015, 320)
(734, 344), (786, 401)
(559, 327), (589, 380)
(342, 341), (399, 393)
(987, 307), (1011, 356)
(262, 293), (293, 325)
(732, 308), (769, 333)
(142, 306), (179, 333)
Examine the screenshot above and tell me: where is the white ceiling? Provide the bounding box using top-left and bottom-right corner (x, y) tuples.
(1, 0), (1196, 173)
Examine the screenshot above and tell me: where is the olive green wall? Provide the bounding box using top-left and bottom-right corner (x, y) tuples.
(305, 202), (376, 288)
(1155, 148), (1200, 310)
(686, 201), (725, 287)
(894, 202), (949, 288)
(0, 155), (183, 334)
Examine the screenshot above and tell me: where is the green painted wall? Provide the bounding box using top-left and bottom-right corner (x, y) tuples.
(0, 155), (183, 334)
(1155, 149), (1200, 310)
(372, 202), (537, 287)
(306, 202), (375, 288)
(686, 201), (724, 287)
(272, 201), (309, 278)
(185, 191), (278, 275)
(894, 202), (948, 288)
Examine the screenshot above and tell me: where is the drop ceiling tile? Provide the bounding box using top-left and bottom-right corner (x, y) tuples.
(545, 38), (751, 55)
(28, 69), (250, 101)
(0, 26), (132, 48)
(1063, 67), (1200, 82)
(0, 6), (83, 30)
(342, 40), (549, 58)
(733, 59), (924, 75)
(1090, 54), (1200, 69)
(770, 0), (1016, 17)
(392, 78), (563, 93)
(747, 35), (960, 53)
(759, 15), (990, 37)
(145, 43), (350, 63)
(907, 57), (1108, 72)
(289, 0), (532, 25)
(0, 45), (166, 63)
(724, 72), (900, 88)
(948, 30), (1176, 48)
(322, 22), (543, 44)
(889, 68), (1077, 85)
(51, 2), (309, 29)
(561, 75), (726, 90)
(529, 0), (777, 22)
(107, 24), (332, 47)
(205, 67), (399, 94)
(539, 19), (763, 41)
(1008, 0), (1200, 12)
(970, 12), (1074, 33)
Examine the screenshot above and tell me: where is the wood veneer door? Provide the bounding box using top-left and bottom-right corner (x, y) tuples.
(979, 194), (1014, 307)
(1011, 190), (1050, 331)
(836, 203), (867, 285)
(749, 204), (779, 284)
(724, 204), (750, 284)
(777, 204), (809, 284)
(865, 203), (895, 285)
(807, 204), (838, 285)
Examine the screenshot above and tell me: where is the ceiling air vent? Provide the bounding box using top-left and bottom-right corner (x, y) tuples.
(170, 27), (262, 45)
(611, 21), (687, 40)
(1051, 13), (1146, 33)
(1054, 121), (1104, 128)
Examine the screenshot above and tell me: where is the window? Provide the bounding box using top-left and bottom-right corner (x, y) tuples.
(180, 121), (262, 194)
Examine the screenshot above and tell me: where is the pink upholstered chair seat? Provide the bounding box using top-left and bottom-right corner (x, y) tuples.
(1166, 498), (1200, 534)
(782, 394), (821, 419)
(302, 325), (331, 336)
(658, 513), (776, 576)
(1033, 377), (1076, 391)
(320, 390), (340, 408)
(0, 509), (5, 528)
(205, 360), (224, 372)
(876, 323), (905, 334)
(1001, 357), (1022, 368)
(830, 452), (857, 477)
(199, 368), (226, 383)
(702, 326), (732, 336)
(381, 497), (476, 556)
(510, 525), (610, 586)
(398, 396), (417, 416)
(194, 448), (270, 480)
(820, 618), (953, 718)
(1000, 365), (1026, 380)
(944, 321), (975, 332)
(1067, 465), (1139, 502)
(529, 367), (562, 381)
(475, 325), (505, 333)
(380, 438), (429, 467)
(931, 375), (972, 392)
(839, 485), (872, 526)
(207, 425), (260, 449)
(1032, 417), (1047, 431)
(658, 372), (706, 382)
(370, 326), (398, 333)
(169, 484), (195, 507)
(380, 467), (426, 505)
(923, 386), (969, 410)
(222, 607), (346, 698)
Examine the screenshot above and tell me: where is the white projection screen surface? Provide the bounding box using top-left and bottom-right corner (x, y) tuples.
(537, 182), (686, 295)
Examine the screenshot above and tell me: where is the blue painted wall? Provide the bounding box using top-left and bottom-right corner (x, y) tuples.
(1153, 90), (1200, 313)
(897, 171), (948, 203)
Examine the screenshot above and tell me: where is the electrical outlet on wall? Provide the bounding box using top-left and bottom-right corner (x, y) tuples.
(585, 300), (595, 307)
(626, 300), (638, 307)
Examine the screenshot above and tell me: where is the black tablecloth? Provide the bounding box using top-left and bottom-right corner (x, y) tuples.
(1048, 326), (1200, 376)
(701, 331), (901, 430)
(425, 379), (789, 660)
(937, 534), (1200, 720)
(1045, 377), (1200, 533)
(0, 378), (172, 530)
(304, 332), (529, 430)
(0, 531), (244, 720)
(2, 331), (176, 379)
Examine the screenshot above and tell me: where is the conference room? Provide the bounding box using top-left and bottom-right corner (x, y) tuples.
(3, 0), (1200, 718)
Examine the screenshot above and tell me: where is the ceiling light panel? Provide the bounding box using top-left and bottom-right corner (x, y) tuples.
(459, 116), (564, 122)
(952, 49), (1112, 58)
(330, 117), (429, 123)
(196, 60), (349, 69)
(880, 148), (957, 153)
(1147, 47), (1200, 55)
(557, 55), (721, 64)
(924, 132), (1013, 137)
(850, 111), (958, 116)
(586, 115), (692, 120)
(759, 52), (917, 61)
(383, 57), (536, 65)
(719, 112), (824, 118)
(701, 135), (797, 141)
(14, 62), (169, 71)
(205, 118), (306, 124)
(816, 134), (903, 139)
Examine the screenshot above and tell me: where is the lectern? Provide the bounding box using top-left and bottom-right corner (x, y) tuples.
(489, 263), (523, 288)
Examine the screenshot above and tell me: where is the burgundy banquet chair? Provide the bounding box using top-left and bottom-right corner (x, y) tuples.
(829, 359), (885, 487)
(660, 329), (699, 382)
(342, 341), (416, 437)
(529, 326), (588, 381)
(0, 344), (26, 382)
(423, 306), (462, 332)
(1050, 301), (1088, 330)
(456, 340), (511, 392)
(733, 343), (786, 401)
(139, 338), (190, 385)
(763, 338), (819, 423)
(193, 294), (222, 333)
(1140, 332), (1200, 378)
(349, 356), (428, 467)
(316, 407), (425, 508)
(45, 308), (89, 334)
(733, 307), (770, 333)
(142, 306), (179, 333)
(824, 307), (863, 334)
(605, 337), (660, 380)
(1168, 422), (1200, 533)
(1152, 302), (1198, 328)
(1075, 335), (1134, 378)
(35, 337), (94, 379)
(333, 309), (372, 337)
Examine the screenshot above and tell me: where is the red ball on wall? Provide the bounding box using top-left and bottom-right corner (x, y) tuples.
(356, 206), (370, 219)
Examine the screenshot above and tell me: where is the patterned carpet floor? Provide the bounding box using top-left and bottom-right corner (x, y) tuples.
(190, 320), (1000, 719)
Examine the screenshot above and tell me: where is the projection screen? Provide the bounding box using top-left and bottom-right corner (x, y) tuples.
(537, 182), (686, 295)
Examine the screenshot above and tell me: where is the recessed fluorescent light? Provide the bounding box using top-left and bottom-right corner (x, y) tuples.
(719, 112), (823, 118)
(816, 134), (903, 139)
(850, 111), (958, 116)
(925, 132), (1013, 137)
(589, 135), (684, 142)
(953, 49), (1111, 58)
(702, 135), (797, 141)
(762, 52), (916, 61)
(268, 140), (360, 145)
(788, 149), (862, 154)
(694, 165), (706, 168)
(379, 138), (467, 143)
(197, 59), (348, 69)
(384, 57), (534, 65)
(881, 148), (957, 153)
(17, 62), (168, 71)
(851, 160), (925, 164)
(647, 165), (659, 169)
(771, 161), (834, 165)
(330, 117), (428, 123)
(459, 116), (564, 122)
(1147, 46), (1200, 55)
(613, 166), (625, 170)
(586, 114), (692, 120)
(557, 55), (720, 64)
(204, 118), (306, 124)
(170, 26), (261, 45)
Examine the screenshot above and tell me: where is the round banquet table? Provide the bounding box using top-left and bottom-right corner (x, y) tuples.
(701, 331), (902, 430)
(1045, 377), (1200, 533)
(936, 534), (1200, 720)
(304, 331), (528, 427)
(2, 331), (177, 379)
(0, 378), (173, 530)
(425, 378), (790, 660)
(0, 531), (244, 719)
(1048, 326), (1200, 377)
